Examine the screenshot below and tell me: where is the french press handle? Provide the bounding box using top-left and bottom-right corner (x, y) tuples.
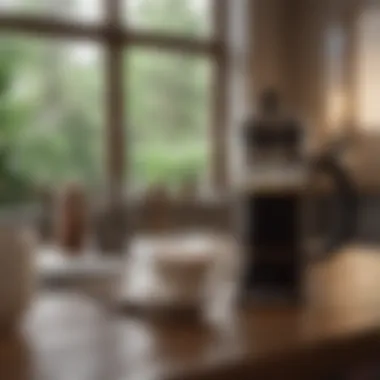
(310, 151), (358, 257)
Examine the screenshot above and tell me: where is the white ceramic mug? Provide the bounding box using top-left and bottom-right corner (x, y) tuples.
(0, 225), (35, 330)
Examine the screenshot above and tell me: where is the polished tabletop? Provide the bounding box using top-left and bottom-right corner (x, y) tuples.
(2, 247), (380, 380)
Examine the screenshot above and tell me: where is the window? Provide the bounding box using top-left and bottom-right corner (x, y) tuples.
(325, 24), (347, 132)
(126, 48), (213, 189)
(0, 0), (103, 23)
(0, 35), (104, 203)
(124, 0), (213, 38)
(357, 4), (380, 129)
(0, 0), (229, 204)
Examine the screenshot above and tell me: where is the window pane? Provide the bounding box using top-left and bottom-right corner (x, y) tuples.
(357, 6), (380, 129)
(125, 0), (213, 39)
(0, 0), (103, 23)
(324, 24), (346, 132)
(0, 35), (104, 204)
(125, 48), (212, 190)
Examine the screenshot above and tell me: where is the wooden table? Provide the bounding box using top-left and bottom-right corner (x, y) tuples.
(2, 247), (380, 380)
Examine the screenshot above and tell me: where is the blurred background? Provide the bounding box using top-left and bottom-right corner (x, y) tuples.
(0, 0), (228, 204)
(2, 1), (380, 380)
(2, 0), (380, 243)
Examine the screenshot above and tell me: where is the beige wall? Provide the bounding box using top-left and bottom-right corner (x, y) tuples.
(250, 0), (378, 137)
(250, 0), (328, 138)
(250, 0), (285, 98)
(249, 0), (380, 190)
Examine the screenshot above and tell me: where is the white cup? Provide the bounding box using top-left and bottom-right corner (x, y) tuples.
(0, 226), (35, 330)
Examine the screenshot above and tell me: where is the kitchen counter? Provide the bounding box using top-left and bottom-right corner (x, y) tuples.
(2, 247), (380, 379)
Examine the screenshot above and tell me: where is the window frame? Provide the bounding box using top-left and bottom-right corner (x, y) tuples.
(0, 0), (229, 199)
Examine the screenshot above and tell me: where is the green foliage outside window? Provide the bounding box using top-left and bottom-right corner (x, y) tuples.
(0, 0), (211, 204)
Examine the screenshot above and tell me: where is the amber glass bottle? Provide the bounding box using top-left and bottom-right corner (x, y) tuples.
(56, 182), (88, 255)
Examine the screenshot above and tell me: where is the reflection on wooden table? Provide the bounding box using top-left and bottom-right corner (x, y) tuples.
(2, 247), (380, 379)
